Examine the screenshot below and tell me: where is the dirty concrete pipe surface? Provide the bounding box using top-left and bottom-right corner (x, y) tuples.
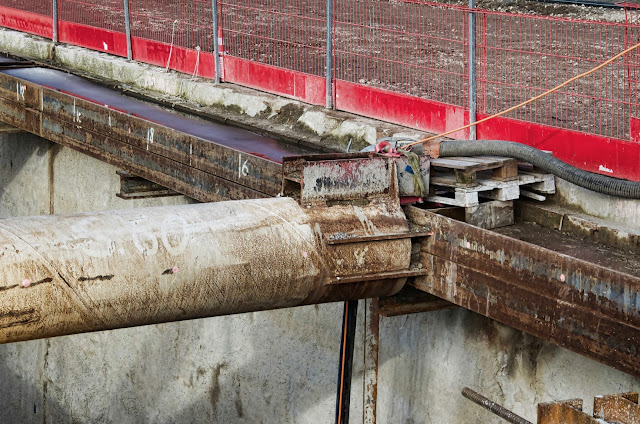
(0, 197), (410, 344)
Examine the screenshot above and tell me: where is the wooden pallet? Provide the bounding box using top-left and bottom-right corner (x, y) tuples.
(427, 155), (555, 207)
(430, 156), (519, 187)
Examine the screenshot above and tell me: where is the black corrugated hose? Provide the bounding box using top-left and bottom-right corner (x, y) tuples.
(439, 140), (640, 199)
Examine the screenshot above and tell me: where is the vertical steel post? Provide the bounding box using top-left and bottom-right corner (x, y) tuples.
(212, 0), (221, 84)
(52, 0), (58, 43)
(363, 299), (380, 424)
(468, 0), (477, 140)
(335, 300), (358, 424)
(123, 0), (132, 60)
(325, 0), (333, 109)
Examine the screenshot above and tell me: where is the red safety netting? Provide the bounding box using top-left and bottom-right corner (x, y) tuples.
(2, 0), (640, 152)
(221, 0), (326, 75)
(129, 0), (213, 52)
(334, 0), (468, 107)
(476, 10), (639, 140)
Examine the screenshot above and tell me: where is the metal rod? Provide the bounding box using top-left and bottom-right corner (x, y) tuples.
(462, 387), (533, 424)
(325, 0), (333, 109)
(335, 300), (358, 424)
(538, 0), (622, 7)
(52, 0), (58, 43)
(468, 0), (477, 140)
(212, 0), (221, 84)
(123, 0), (132, 60)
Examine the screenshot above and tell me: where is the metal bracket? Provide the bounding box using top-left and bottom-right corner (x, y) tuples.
(282, 152), (430, 203)
(282, 153), (432, 287)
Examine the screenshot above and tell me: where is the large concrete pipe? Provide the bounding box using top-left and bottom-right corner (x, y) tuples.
(0, 197), (411, 344)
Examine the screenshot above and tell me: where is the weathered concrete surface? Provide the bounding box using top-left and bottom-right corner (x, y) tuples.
(553, 178), (640, 228)
(377, 309), (640, 423)
(0, 28), (426, 153)
(0, 132), (51, 218)
(51, 147), (197, 214)
(516, 200), (640, 254)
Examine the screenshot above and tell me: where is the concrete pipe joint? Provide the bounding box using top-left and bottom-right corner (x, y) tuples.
(0, 197), (410, 343)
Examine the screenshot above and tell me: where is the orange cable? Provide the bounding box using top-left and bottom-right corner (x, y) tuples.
(405, 42), (640, 149)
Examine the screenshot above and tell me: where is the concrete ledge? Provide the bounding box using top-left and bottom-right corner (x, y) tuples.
(516, 200), (640, 254)
(0, 28), (428, 152)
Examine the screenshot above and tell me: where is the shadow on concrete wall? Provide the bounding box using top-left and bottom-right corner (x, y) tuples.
(0, 304), (351, 424)
(0, 133), (53, 218)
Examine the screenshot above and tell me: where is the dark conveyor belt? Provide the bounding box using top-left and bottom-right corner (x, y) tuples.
(0, 67), (319, 163)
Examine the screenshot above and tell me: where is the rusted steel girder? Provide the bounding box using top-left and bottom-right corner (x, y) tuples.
(538, 393), (640, 424)
(0, 196), (414, 344)
(406, 206), (640, 378)
(0, 67), (317, 203)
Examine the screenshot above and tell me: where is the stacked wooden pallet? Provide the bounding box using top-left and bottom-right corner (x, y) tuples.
(427, 156), (555, 207)
(425, 156), (555, 229)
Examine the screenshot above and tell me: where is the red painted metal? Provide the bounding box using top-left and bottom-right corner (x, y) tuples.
(131, 37), (216, 80)
(0, 6), (52, 38)
(58, 21), (127, 57)
(224, 56), (326, 105)
(336, 80), (468, 139)
(631, 117), (640, 143)
(477, 113), (640, 181)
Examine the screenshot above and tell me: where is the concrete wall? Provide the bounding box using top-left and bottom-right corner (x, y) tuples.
(1, 132), (639, 424)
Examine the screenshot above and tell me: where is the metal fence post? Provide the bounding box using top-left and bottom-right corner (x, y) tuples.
(123, 0), (132, 60)
(212, 0), (221, 84)
(468, 0), (477, 140)
(52, 0), (58, 43)
(325, 0), (333, 109)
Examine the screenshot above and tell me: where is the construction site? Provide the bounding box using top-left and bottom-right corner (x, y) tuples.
(0, 0), (639, 422)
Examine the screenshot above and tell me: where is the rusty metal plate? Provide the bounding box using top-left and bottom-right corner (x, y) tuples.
(594, 393), (640, 424)
(407, 206), (640, 378)
(0, 69), (292, 202)
(41, 116), (267, 202)
(376, 286), (456, 317)
(538, 400), (601, 424)
(0, 72), (42, 109)
(301, 157), (394, 203)
(0, 97), (40, 134)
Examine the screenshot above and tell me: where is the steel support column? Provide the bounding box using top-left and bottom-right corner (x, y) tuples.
(123, 0), (133, 60)
(468, 0), (477, 140)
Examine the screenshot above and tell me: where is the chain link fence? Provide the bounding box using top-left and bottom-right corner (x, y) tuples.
(1, 0), (640, 145)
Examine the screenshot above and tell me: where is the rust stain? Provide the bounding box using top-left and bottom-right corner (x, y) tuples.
(77, 275), (115, 282)
(0, 308), (40, 329)
(594, 393), (640, 424)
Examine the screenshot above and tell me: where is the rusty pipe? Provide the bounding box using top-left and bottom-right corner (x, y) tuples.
(462, 388), (533, 424)
(0, 197), (410, 344)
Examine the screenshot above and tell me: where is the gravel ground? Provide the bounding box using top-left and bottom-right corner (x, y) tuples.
(447, 0), (629, 22)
